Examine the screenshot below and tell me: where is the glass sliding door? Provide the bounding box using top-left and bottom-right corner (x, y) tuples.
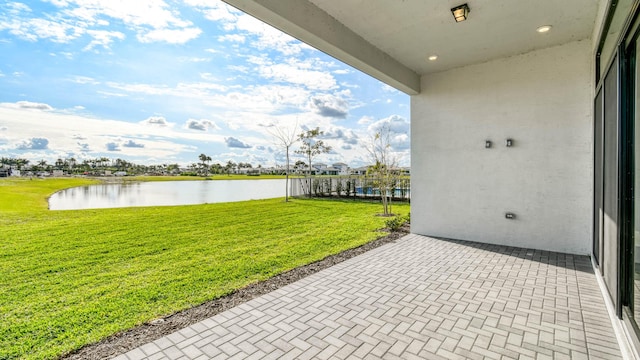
(595, 88), (604, 267)
(634, 36), (640, 321)
(604, 55), (621, 308)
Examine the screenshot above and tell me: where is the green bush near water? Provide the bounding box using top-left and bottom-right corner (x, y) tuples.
(0, 178), (408, 360)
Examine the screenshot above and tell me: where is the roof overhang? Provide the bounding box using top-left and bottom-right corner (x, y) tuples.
(222, 0), (601, 96)
(221, 0), (421, 94)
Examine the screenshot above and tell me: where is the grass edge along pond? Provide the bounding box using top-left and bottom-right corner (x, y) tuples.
(0, 178), (409, 360)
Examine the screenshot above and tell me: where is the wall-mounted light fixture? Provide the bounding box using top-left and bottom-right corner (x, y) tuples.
(485, 140), (492, 148)
(506, 139), (513, 147)
(451, 4), (470, 22)
(505, 213), (516, 219)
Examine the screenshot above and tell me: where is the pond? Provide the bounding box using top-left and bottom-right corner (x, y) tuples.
(49, 179), (287, 210)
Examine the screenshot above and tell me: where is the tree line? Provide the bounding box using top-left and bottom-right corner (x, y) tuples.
(3, 124), (401, 215)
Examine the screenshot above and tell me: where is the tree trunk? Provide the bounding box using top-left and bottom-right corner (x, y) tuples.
(285, 146), (290, 202)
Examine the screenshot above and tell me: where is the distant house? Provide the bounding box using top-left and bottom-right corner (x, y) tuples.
(351, 166), (368, 176)
(312, 163), (341, 175)
(332, 163), (350, 175)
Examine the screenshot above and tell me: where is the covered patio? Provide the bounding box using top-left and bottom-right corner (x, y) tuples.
(114, 234), (621, 359)
(108, 0), (640, 357)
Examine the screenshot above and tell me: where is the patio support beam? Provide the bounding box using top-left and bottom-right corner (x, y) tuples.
(222, 0), (421, 95)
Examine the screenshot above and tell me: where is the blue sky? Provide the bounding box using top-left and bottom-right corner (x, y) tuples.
(0, 0), (409, 168)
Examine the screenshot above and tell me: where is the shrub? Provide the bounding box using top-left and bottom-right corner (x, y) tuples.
(385, 215), (405, 232)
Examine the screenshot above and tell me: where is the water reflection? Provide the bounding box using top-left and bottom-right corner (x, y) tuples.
(49, 179), (286, 210)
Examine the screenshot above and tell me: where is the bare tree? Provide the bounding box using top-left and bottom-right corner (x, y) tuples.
(266, 121), (298, 202)
(365, 123), (399, 216)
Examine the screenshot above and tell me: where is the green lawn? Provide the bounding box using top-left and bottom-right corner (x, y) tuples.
(0, 178), (408, 360)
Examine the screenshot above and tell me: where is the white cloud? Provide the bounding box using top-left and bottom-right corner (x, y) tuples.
(225, 137), (251, 148)
(184, 0), (239, 22)
(7, 2), (32, 14)
(137, 27), (202, 44)
(0, 17), (84, 43)
(97, 90), (127, 97)
(1, 101), (54, 111)
(309, 94), (348, 119)
(71, 75), (99, 84)
(107, 81), (227, 98)
(58, 0), (192, 30)
(77, 142), (91, 152)
(179, 56), (210, 63)
(17, 137), (49, 150)
(0, 106), (204, 162)
(320, 126), (359, 145)
(140, 115), (171, 127)
(4, 0), (201, 46)
(258, 63), (337, 91)
(185, 118), (219, 131)
(249, 57), (337, 91)
(122, 139), (144, 148)
(83, 29), (125, 50)
(234, 14), (306, 56)
(218, 34), (244, 43)
(367, 115), (410, 151)
(186, 1), (306, 56)
(381, 83), (400, 93)
(105, 142), (120, 151)
(227, 65), (248, 73)
(358, 116), (374, 125)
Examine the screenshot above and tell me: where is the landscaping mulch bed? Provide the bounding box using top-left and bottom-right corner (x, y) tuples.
(62, 223), (410, 360)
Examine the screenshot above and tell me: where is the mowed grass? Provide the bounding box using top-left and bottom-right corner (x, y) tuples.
(0, 178), (408, 360)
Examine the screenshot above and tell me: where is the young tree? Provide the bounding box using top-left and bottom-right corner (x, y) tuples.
(365, 123), (400, 216)
(295, 128), (332, 196)
(267, 122), (298, 202)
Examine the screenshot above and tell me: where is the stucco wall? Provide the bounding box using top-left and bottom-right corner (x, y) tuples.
(411, 39), (593, 254)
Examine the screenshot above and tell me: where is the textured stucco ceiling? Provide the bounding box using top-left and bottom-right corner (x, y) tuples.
(308, 0), (600, 74)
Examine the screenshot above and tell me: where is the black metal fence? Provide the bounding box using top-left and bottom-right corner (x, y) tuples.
(290, 176), (410, 202)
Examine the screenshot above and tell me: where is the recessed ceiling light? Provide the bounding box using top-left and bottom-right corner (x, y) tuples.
(428, 55), (438, 61)
(536, 25), (552, 33)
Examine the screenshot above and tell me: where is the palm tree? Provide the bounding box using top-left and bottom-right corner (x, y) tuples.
(198, 153), (211, 176)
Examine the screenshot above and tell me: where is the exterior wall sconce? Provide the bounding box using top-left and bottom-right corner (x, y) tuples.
(506, 139), (513, 147)
(485, 140), (492, 148)
(505, 213), (516, 219)
(451, 4), (470, 22)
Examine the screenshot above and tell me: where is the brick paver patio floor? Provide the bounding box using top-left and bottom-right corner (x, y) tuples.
(114, 234), (622, 359)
